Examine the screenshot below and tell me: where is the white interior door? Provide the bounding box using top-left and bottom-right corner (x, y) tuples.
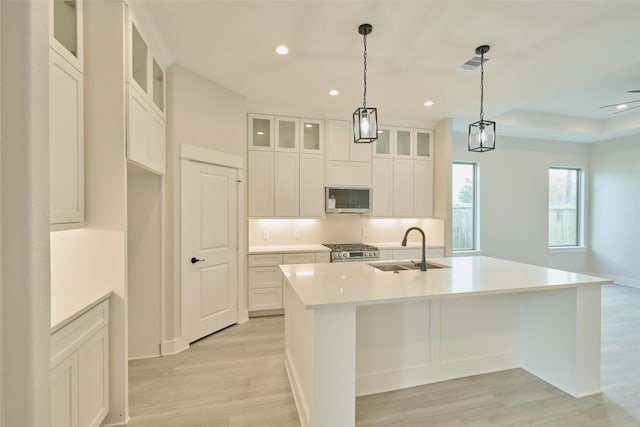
(182, 160), (238, 343)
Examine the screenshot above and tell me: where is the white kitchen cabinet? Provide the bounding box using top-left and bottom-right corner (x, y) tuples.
(373, 126), (393, 158)
(300, 118), (324, 153)
(415, 129), (433, 160)
(393, 159), (414, 217)
(300, 154), (325, 217)
(394, 127), (413, 158)
(372, 158), (393, 217)
(49, 48), (85, 225)
(149, 111), (167, 174)
(274, 152), (300, 217)
(50, 0), (83, 72)
(326, 120), (372, 186)
(379, 250), (393, 260)
(326, 161), (371, 187)
(51, 300), (109, 427)
(248, 151), (275, 217)
(275, 116), (299, 152)
(413, 160), (434, 217)
(392, 247), (445, 260)
(248, 114), (275, 151)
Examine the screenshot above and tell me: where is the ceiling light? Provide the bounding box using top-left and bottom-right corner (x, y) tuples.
(275, 45), (289, 55)
(353, 23), (378, 144)
(424, 100), (434, 107)
(617, 104), (628, 109)
(256, 131), (264, 135)
(468, 45), (496, 153)
(329, 89), (339, 96)
(305, 124), (312, 128)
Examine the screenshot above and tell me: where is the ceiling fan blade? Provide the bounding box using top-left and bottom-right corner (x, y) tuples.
(600, 99), (640, 108)
(613, 104), (640, 114)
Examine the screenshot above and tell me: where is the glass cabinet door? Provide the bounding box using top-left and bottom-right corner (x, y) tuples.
(373, 127), (392, 157)
(248, 114), (274, 151)
(395, 128), (412, 158)
(152, 58), (165, 113)
(131, 24), (148, 93)
(275, 117), (299, 152)
(415, 129), (432, 160)
(53, 0), (78, 57)
(300, 119), (324, 153)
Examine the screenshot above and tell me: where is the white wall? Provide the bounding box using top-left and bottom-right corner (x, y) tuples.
(589, 135), (640, 287)
(249, 217), (445, 248)
(165, 65), (247, 347)
(452, 132), (590, 273)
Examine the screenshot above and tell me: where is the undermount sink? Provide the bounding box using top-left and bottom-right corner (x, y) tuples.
(368, 261), (449, 272)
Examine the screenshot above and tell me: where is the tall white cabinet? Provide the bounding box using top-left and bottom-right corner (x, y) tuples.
(248, 114), (325, 217)
(49, 0), (85, 225)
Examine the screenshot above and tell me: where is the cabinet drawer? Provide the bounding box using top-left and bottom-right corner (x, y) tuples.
(248, 266), (282, 289)
(315, 252), (330, 263)
(283, 253), (315, 264)
(52, 300), (109, 367)
(249, 287), (283, 311)
(392, 248), (422, 260)
(248, 253), (283, 267)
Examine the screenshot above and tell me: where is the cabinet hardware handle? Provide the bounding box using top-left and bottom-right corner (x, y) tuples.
(191, 257), (205, 264)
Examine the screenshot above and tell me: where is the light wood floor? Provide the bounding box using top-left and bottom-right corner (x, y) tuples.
(128, 285), (640, 426)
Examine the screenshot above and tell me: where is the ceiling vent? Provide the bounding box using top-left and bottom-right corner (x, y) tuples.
(459, 55), (491, 71)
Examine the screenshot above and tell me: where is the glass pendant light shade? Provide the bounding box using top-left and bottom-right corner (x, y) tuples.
(468, 119), (496, 152)
(353, 107), (378, 143)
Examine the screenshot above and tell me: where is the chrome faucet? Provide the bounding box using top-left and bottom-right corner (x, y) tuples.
(401, 227), (427, 271)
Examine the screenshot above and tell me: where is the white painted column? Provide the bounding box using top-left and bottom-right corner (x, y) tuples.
(519, 285), (602, 397)
(311, 305), (357, 427)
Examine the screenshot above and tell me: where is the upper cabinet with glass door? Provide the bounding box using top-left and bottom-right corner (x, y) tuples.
(300, 118), (324, 154)
(275, 117), (299, 152)
(414, 129), (433, 161)
(249, 114), (275, 151)
(373, 126), (393, 158)
(394, 127), (413, 158)
(50, 0), (83, 72)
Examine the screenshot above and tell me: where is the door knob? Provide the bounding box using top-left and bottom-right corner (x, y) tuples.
(191, 257), (205, 264)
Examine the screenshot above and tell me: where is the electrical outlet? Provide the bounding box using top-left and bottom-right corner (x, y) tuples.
(362, 227), (368, 237)
(294, 230), (301, 239)
(262, 231), (270, 240)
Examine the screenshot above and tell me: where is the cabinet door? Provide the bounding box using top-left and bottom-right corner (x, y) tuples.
(249, 287), (283, 311)
(300, 118), (324, 153)
(78, 326), (109, 427)
(248, 266), (283, 289)
(151, 57), (165, 117)
(393, 159), (413, 216)
(275, 116), (299, 152)
(149, 112), (166, 174)
(248, 114), (274, 151)
(127, 85), (150, 167)
(415, 129), (433, 160)
(299, 154), (325, 217)
(373, 126), (393, 158)
(50, 0), (83, 72)
(129, 22), (149, 95)
(349, 121), (372, 162)
(413, 160), (433, 217)
(372, 158), (393, 217)
(326, 120), (350, 161)
(52, 354), (79, 427)
(275, 152), (300, 217)
(394, 127), (413, 158)
(248, 151), (275, 216)
(326, 161), (371, 187)
(50, 48), (84, 224)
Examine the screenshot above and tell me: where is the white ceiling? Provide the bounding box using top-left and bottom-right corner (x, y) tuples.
(138, 0), (640, 142)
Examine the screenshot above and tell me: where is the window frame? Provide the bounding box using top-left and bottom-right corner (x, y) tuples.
(452, 162), (478, 252)
(548, 166), (583, 248)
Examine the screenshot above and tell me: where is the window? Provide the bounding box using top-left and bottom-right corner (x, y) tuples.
(548, 167), (581, 247)
(452, 163), (477, 251)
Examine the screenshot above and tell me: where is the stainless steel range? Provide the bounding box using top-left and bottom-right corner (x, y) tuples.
(323, 243), (380, 262)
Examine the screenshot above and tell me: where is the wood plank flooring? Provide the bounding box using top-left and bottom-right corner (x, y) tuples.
(128, 285), (640, 426)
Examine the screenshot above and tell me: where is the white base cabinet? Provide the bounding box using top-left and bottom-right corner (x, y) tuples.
(51, 300), (109, 427)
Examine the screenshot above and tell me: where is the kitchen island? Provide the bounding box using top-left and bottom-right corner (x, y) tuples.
(280, 256), (612, 427)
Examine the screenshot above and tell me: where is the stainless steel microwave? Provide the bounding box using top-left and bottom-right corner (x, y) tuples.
(325, 187), (371, 214)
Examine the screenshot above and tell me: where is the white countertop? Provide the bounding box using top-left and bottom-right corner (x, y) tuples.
(51, 289), (112, 333)
(279, 256), (612, 309)
(249, 244), (330, 254)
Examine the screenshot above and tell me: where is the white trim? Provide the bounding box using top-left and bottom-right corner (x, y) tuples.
(548, 246), (587, 254)
(101, 416), (131, 427)
(238, 309), (249, 324)
(161, 337), (189, 356)
(180, 144), (243, 169)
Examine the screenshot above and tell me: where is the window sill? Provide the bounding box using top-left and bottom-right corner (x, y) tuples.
(548, 246), (587, 254)
(452, 250), (482, 257)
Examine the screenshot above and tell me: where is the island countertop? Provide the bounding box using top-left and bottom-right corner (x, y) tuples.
(279, 256), (612, 309)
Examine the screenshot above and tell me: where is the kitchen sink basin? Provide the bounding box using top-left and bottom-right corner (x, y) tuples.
(368, 261), (449, 272)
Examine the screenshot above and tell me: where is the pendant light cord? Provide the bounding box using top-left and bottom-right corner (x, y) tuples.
(363, 32), (367, 108)
(479, 51), (484, 122)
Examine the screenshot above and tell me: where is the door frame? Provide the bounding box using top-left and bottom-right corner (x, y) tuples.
(178, 144), (248, 349)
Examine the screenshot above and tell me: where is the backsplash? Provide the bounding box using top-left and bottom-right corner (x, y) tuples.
(248, 217), (445, 247)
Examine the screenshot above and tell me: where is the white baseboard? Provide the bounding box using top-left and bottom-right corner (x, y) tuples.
(128, 353), (160, 361)
(585, 272), (640, 289)
(238, 309), (249, 324)
(161, 336), (189, 356)
(101, 416), (130, 427)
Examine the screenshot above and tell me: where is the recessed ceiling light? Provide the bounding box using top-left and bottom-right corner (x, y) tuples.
(424, 100), (434, 107)
(329, 89), (339, 96)
(617, 104), (628, 109)
(275, 45), (289, 55)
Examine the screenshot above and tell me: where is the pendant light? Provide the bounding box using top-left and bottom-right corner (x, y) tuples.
(353, 23), (378, 143)
(468, 45), (496, 152)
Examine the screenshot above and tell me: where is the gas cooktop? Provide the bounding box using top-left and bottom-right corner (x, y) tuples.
(322, 243), (380, 262)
